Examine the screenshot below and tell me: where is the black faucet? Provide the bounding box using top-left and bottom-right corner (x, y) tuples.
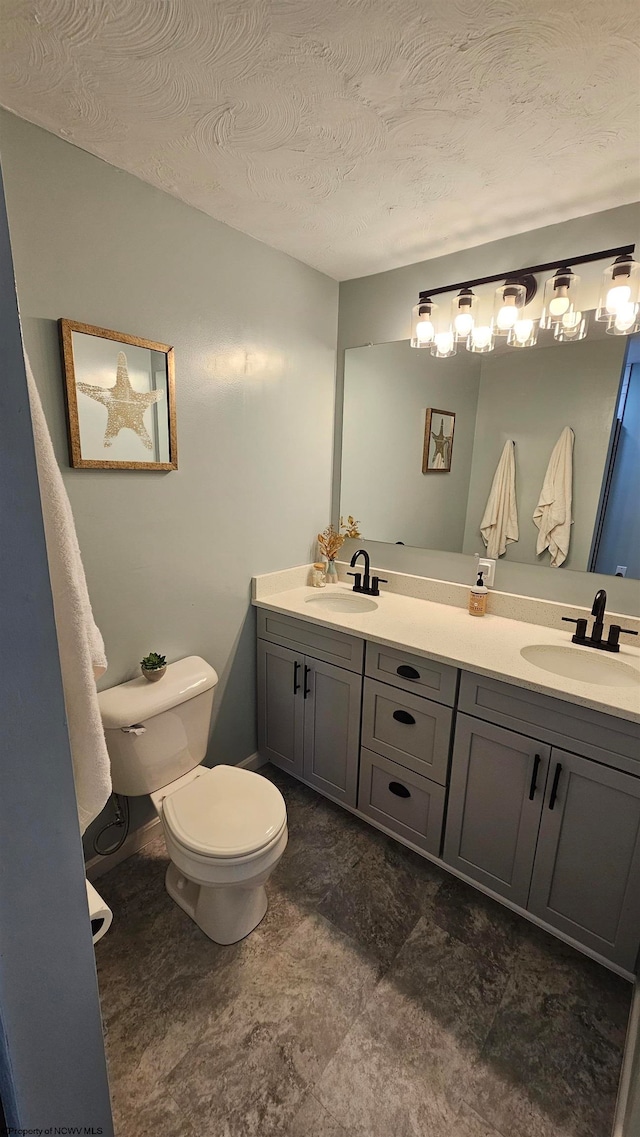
(348, 548), (387, 598)
(590, 589), (607, 645)
(562, 588), (638, 653)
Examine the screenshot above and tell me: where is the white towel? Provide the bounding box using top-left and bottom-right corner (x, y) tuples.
(480, 440), (519, 559)
(533, 426), (574, 568)
(26, 355), (111, 833)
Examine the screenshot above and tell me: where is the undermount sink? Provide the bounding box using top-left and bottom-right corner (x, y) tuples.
(305, 590), (378, 614)
(520, 643), (639, 688)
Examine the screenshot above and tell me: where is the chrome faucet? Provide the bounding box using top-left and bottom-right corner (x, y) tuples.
(562, 588), (638, 653)
(348, 548), (387, 598)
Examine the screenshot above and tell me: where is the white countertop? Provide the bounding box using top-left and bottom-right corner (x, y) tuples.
(254, 583), (640, 725)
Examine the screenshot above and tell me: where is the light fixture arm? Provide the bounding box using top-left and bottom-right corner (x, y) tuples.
(417, 244), (635, 303)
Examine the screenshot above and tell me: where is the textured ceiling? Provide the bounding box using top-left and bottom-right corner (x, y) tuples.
(0, 0), (638, 279)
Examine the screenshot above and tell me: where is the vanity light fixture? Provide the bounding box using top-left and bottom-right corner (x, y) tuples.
(507, 318), (538, 348)
(411, 297), (437, 347)
(596, 254), (640, 324)
(430, 329), (457, 358)
(493, 282), (527, 334)
(411, 243), (636, 358)
(539, 267), (581, 330)
(451, 288), (476, 340)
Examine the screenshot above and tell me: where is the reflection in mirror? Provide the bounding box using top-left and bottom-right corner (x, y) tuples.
(340, 332), (639, 579)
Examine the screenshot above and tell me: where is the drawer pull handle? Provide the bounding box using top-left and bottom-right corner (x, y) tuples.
(397, 664), (420, 680)
(528, 754), (541, 800)
(293, 660), (301, 695)
(389, 781), (411, 799)
(392, 709), (416, 725)
(549, 762), (563, 810)
(303, 665), (311, 699)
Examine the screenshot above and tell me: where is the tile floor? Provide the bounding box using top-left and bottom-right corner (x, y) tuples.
(95, 765), (631, 1137)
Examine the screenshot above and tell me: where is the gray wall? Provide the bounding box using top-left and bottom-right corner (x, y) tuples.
(462, 337), (625, 571)
(341, 341), (481, 548)
(0, 163), (112, 1132)
(0, 110), (338, 848)
(336, 202), (640, 613)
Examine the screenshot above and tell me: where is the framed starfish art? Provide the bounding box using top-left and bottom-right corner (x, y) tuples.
(422, 408), (455, 473)
(59, 320), (177, 470)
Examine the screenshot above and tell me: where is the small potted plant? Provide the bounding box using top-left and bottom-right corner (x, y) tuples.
(140, 652), (167, 682)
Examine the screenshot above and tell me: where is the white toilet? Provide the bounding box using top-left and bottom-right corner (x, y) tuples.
(98, 656), (288, 944)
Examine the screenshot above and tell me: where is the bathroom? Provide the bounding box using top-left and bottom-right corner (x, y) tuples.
(0, 2), (639, 1136)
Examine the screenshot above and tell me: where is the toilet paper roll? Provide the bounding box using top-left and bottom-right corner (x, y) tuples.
(86, 878), (113, 944)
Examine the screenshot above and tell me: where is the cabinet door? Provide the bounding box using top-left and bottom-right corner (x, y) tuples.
(529, 749), (640, 972)
(443, 714), (550, 907)
(257, 640), (304, 775)
(303, 659), (362, 806)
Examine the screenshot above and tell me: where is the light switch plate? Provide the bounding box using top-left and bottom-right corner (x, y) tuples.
(476, 557), (496, 587)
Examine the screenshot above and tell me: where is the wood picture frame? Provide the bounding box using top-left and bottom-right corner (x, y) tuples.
(422, 408), (455, 473)
(59, 319), (177, 470)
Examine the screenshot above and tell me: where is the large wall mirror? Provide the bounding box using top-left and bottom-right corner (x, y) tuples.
(340, 330), (640, 579)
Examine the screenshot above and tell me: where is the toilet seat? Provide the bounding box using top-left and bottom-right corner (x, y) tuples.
(162, 764), (287, 861)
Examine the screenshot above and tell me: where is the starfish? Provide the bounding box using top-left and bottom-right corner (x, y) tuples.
(431, 418), (451, 463)
(77, 351), (164, 450)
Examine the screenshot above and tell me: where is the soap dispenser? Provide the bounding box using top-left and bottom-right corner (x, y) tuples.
(468, 570), (488, 617)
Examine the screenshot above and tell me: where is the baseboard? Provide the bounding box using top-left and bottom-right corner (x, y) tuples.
(85, 816), (163, 882)
(237, 752), (268, 772)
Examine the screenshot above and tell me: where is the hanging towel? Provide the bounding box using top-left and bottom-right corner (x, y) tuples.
(480, 440), (519, 559)
(26, 355), (111, 833)
(533, 426), (574, 568)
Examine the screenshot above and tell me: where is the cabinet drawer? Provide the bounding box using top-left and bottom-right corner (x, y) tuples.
(365, 643), (458, 705)
(459, 671), (640, 775)
(362, 678), (452, 784)
(257, 609), (364, 673)
(358, 748), (445, 856)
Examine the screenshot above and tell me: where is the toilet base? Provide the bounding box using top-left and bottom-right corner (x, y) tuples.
(165, 862), (268, 945)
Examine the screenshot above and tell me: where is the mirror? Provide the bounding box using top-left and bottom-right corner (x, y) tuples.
(340, 331), (640, 579)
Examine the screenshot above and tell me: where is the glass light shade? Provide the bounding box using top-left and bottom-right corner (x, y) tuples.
(430, 329), (457, 358)
(605, 305), (640, 336)
(411, 298), (437, 347)
(507, 318), (538, 348)
(553, 310), (588, 342)
(467, 324), (494, 353)
(451, 288), (477, 341)
(539, 267), (581, 329)
(492, 283), (526, 335)
(596, 255), (640, 322)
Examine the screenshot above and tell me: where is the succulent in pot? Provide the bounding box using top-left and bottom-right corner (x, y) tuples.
(140, 652), (167, 682)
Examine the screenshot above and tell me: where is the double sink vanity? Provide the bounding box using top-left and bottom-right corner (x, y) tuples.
(254, 567), (640, 978)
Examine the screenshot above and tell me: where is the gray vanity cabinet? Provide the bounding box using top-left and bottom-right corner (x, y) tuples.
(257, 640), (304, 776)
(443, 714), (551, 907)
(257, 638), (362, 807)
(528, 749), (640, 972)
(302, 659), (362, 805)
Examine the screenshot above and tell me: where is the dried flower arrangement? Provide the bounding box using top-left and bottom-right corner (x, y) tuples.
(340, 515), (361, 539)
(317, 515), (362, 563)
(317, 524), (344, 562)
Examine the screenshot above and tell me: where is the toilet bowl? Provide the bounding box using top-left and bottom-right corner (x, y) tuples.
(154, 764), (288, 944)
(98, 656), (288, 944)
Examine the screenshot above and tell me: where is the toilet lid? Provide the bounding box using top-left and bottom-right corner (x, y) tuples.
(162, 765), (287, 859)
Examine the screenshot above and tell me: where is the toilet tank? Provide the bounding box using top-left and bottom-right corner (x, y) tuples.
(98, 656), (218, 796)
